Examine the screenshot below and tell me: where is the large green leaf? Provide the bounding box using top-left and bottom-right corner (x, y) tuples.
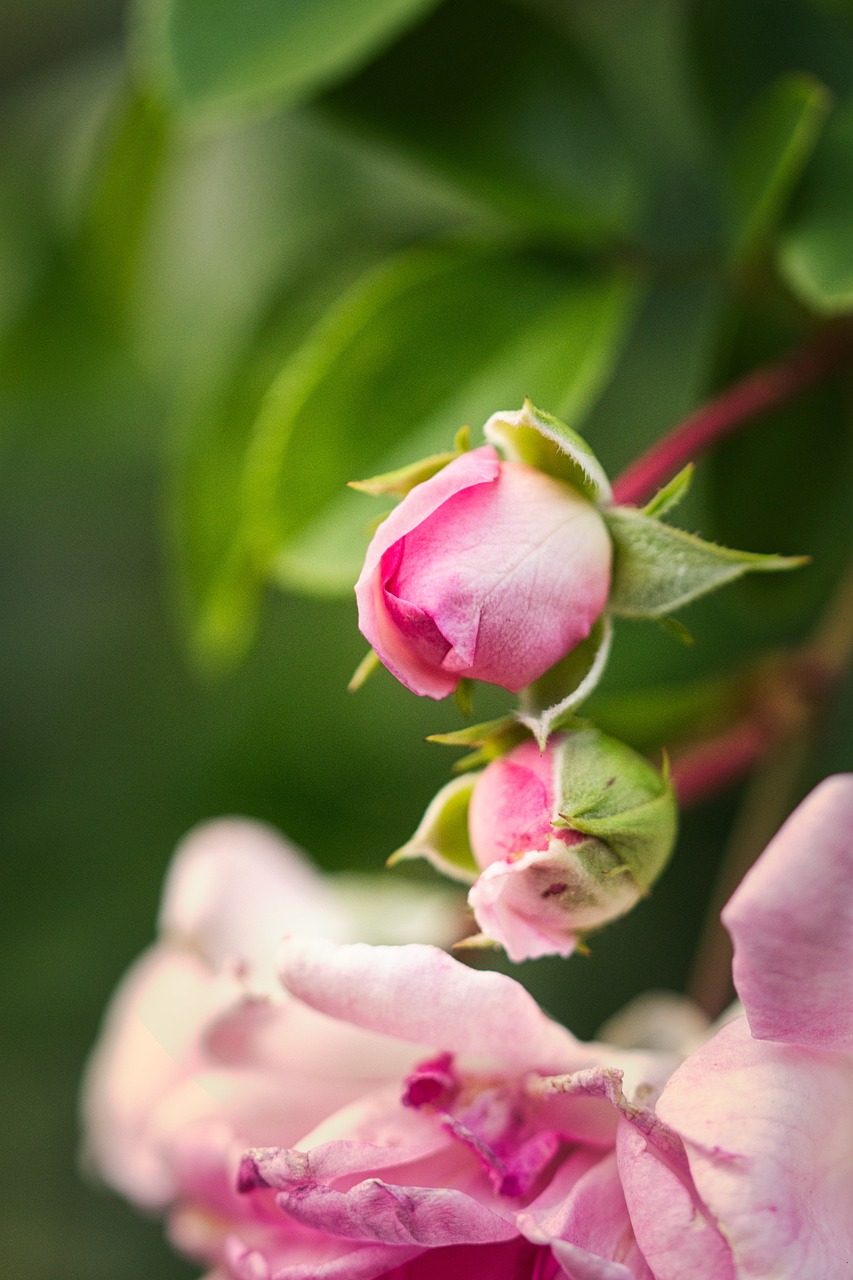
(779, 99), (853, 312)
(325, 0), (640, 247)
(239, 245), (638, 598)
(727, 72), (830, 262)
(139, 0), (442, 116)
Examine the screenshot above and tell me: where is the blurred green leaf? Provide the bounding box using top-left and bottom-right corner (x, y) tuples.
(325, 0), (640, 247)
(727, 72), (830, 263)
(77, 86), (171, 325)
(140, 0), (442, 117)
(246, 247), (638, 598)
(779, 98), (853, 311)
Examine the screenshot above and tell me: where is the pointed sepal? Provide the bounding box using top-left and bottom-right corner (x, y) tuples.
(553, 728), (677, 891)
(605, 506), (808, 618)
(348, 449), (459, 499)
(518, 616), (614, 749)
(388, 773), (480, 884)
(484, 399), (612, 504)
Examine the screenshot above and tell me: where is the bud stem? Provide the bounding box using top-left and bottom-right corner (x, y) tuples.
(612, 328), (852, 507)
(683, 558), (853, 1015)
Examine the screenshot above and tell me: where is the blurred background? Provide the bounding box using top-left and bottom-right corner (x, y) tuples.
(3, 0), (853, 1275)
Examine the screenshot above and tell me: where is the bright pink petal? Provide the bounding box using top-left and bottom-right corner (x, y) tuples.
(277, 939), (584, 1073)
(354, 448), (500, 699)
(722, 773), (853, 1050)
(656, 1015), (853, 1278)
(468, 742), (556, 869)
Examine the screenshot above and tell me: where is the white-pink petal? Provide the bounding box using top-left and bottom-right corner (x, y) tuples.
(656, 1015), (853, 1279)
(277, 938), (586, 1073)
(722, 773), (853, 1051)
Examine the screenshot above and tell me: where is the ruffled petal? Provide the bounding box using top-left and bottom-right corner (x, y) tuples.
(278, 939), (585, 1073)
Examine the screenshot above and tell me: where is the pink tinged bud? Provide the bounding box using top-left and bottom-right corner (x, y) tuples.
(466, 735), (674, 963)
(355, 446), (611, 698)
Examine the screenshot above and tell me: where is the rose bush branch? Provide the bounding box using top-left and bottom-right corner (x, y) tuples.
(670, 556), (853, 810)
(612, 326), (852, 507)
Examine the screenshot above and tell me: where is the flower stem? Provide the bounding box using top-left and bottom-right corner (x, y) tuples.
(683, 559), (853, 1016)
(612, 328), (851, 507)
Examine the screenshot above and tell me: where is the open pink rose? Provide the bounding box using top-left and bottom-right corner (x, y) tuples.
(354, 446), (612, 698)
(84, 777), (853, 1278)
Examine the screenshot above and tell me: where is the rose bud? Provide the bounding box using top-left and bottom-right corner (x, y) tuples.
(354, 445), (611, 698)
(466, 733), (676, 961)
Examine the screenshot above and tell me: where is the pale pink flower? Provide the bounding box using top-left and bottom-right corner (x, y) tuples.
(84, 777), (853, 1278)
(354, 446), (612, 698)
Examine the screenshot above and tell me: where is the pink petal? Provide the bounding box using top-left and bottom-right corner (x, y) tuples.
(468, 851), (581, 962)
(159, 818), (346, 992)
(354, 448), (500, 699)
(656, 1015), (853, 1278)
(357, 447), (501, 584)
(722, 773), (853, 1050)
(277, 939), (584, 1074)
(271, 1177), (519, 1247)
(467, 742), (556, 869)
(520, 1151), (654, 1280)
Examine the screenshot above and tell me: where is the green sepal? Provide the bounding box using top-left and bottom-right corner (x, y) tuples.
(553, 727), (677, 892)
(605, 506), (808, 618)
(640, 464), (694, 519)
(347, 648), (381, 692)
(348, 449), (459, 498)
(427, 716), (528, 773)
(388, 773), (480, 884)
(484, 398), (612, 504)
(518, 615), (614, 749)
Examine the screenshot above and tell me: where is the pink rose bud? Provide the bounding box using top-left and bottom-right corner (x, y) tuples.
(355, 445), (611, 698)
(467, 733), (676, 962)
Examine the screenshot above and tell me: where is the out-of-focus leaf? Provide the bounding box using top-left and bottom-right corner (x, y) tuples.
(727, 72), (830, 262)
(778, 99), (853, 312)
(139, 0), (442, 117)
(77, 86), (170, 325)
(244, 247), (638, 598)
(325, 0), (640, 247)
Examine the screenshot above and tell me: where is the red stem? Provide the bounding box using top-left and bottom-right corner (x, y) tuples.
(612, 331), (849, 507)
(670, 717), (775, 809)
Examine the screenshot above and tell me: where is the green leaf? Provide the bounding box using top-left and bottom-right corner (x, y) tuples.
(518, 616), (614, 749)
(554, 727), (677, 890)
(388, 773), (480, 884)
(484, 400), (612, 503)
(243, 246), (638, 597)
(605, 506), (808, 618)
(77, 86), (171, 326)
(141, 0), (443, 117)
(324, 0), (640, 248)
(727, 73), (831, 263)
(779, 98), (853, 312)
(641, 463), (694, 518)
